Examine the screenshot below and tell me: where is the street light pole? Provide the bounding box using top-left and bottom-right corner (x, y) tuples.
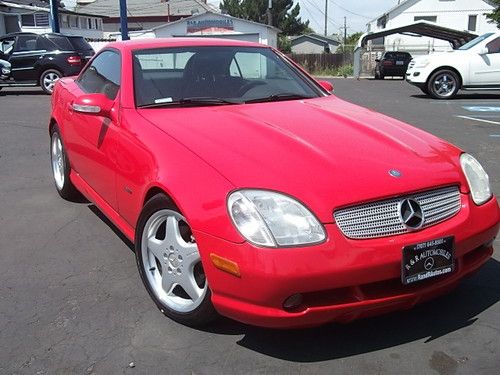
(119, 0), (129, 40)
(267, 0), (272, 26)
(49, 0), (60, 33)
(324, 0), (328, 36)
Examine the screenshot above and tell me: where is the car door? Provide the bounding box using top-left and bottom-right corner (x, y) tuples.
(469, 37), (500, 86)
(9, 34), (41, 82)
(63, 50), (122, 210)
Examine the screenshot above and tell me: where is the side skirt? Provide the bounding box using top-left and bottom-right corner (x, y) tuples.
(70, 170), (135, 242)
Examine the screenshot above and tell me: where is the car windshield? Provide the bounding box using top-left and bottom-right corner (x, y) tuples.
(458, 33), (494, 50)
(133, 46), (322, 107)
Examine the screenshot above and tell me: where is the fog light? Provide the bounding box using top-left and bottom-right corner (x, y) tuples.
(283, 294), (303, 310)
(413, 72), (420, 77)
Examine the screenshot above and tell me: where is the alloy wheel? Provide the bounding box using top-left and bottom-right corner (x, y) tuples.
(51, 132), (65, 190)
(141, 210), (207, 313)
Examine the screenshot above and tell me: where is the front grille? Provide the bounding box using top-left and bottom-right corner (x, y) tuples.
(408, 60), (415, 69)
(334, 186), (461, 239)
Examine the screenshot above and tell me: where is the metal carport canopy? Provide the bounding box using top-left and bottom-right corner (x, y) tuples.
(356, 21), (478, 50)
(353, 21), (478, 78)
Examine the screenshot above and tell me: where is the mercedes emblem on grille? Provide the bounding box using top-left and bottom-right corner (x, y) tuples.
(398, 198), (425, 230)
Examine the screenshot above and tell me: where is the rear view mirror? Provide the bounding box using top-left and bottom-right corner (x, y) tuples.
(479, 47), (489, 55)
(72, 93), (113, 117)
(318, 80), (334, 92)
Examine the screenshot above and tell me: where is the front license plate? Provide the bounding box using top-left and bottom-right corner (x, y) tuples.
(402, 236), (455, 285)
(396, 60), (404, 65)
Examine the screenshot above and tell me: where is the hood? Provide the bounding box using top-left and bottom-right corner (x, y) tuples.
(138, 96), (465, 223)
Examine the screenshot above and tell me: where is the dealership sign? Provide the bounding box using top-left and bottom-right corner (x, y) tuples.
(187, 19), (235, 34)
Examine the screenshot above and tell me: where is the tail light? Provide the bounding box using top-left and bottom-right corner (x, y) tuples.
(382, 60), (393, 66)
(67, 56), (82, 65)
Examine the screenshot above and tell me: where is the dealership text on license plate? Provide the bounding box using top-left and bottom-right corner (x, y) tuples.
(402, 236), (455, 285)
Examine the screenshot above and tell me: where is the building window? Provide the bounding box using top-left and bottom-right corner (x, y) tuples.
(60, 14), (69, 28)
(468, 15), (477, 31)
(414, 16), (437, 23)
(69, 16), (79, 28)
(21, 15), (35, 27)
(21, 13), (50, 27)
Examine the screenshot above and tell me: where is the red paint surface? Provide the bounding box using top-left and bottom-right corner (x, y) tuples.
(51, 38), (500, 328)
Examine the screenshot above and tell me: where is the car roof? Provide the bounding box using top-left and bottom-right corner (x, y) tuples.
(1, 32), (85, 39)
(105, 37), (269, 52)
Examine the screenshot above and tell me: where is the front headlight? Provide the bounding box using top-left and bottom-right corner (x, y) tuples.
(415, 59), (430, 68)
(460, 153), (492, 205)
(227, 190), (326, 247)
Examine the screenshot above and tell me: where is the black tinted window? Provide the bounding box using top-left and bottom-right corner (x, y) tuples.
(46, 35), (73, 50)
(78, 50), (121, 100)
(486, 37), (500, 54)
(68, 37), (93, 51)
(36, 36), (56, 51)
(14, 35), (38, 52)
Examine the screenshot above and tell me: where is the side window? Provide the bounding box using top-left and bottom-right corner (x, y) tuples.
(78, 50), (121, 100)
(14, 35), (38, 52)
(486, 38), (500, 54)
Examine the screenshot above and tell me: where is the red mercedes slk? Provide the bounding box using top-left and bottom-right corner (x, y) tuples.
(49, 38), (499, 328)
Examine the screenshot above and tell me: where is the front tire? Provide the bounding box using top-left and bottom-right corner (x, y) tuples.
(50, 126), (81, 200)
(427, 69), (460, 99)
(135, 194), (218, 327)
(40, 69), (62, 94)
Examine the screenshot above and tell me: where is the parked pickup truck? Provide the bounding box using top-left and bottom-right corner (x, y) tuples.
(406, 32), (500, 99)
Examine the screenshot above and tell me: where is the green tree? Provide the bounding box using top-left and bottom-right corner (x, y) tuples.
(486, 0), (500, 28)
(220, 0), (311, 36)
(337, 32), (363, 54)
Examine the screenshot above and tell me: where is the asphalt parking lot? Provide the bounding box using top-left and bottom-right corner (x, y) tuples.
(0, 80), (499, 375)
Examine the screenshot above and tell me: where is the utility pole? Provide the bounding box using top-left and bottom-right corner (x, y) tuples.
(267, 0), (272, 26)
(119, 0), (129, 41)
(49, 0), (60, 33)
(344, 16), (347, 46)
(324, 0), (328, 36)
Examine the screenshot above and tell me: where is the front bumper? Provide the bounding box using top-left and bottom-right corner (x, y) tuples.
(196, 194), (499, 328)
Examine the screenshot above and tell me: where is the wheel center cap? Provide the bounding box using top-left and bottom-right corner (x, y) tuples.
(168, 253), (180, 267)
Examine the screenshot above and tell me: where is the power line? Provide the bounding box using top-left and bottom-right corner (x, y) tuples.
(329, 1), (372, 20)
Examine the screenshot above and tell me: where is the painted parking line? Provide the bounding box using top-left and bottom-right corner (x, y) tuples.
(462, 106), (500, 112)
(490, 134), (500, 138)
(456, 115), (500, 125)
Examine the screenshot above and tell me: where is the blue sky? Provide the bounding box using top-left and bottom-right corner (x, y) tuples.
(207, 0), (400, 35)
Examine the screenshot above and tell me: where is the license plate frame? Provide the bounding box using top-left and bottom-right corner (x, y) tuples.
(402, 236), (455, 285)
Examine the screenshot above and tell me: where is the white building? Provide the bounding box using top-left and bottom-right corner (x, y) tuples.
(125, 12), (280, 48)
(0, 0), (105, 39)
(366, 0), (498, 52)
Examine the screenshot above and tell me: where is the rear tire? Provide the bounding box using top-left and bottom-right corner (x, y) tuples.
(40, 69), (62, 94)
(50, 126), (81, 200)
(135, 194), (218, 327)
(427, 69), (460, 99)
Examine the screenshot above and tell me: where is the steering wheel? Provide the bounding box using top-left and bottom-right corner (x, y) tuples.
(237, 81), (266, 96)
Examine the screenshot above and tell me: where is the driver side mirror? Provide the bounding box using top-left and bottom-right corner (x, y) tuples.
(72, 93), (114, 117)
(375, 59), (380, 62)
(479, 47), (489, 55)
(318, 80), (334, 92)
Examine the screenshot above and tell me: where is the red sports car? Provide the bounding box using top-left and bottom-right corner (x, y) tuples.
(49, 38), (499, 328)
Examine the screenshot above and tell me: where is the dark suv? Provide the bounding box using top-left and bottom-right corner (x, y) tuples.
(374, 51), (412, 79)
(0, 32), (94, 94)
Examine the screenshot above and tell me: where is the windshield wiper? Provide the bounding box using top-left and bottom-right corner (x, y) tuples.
(245, 93), (313, 104)
(139, 97), (240, 108)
